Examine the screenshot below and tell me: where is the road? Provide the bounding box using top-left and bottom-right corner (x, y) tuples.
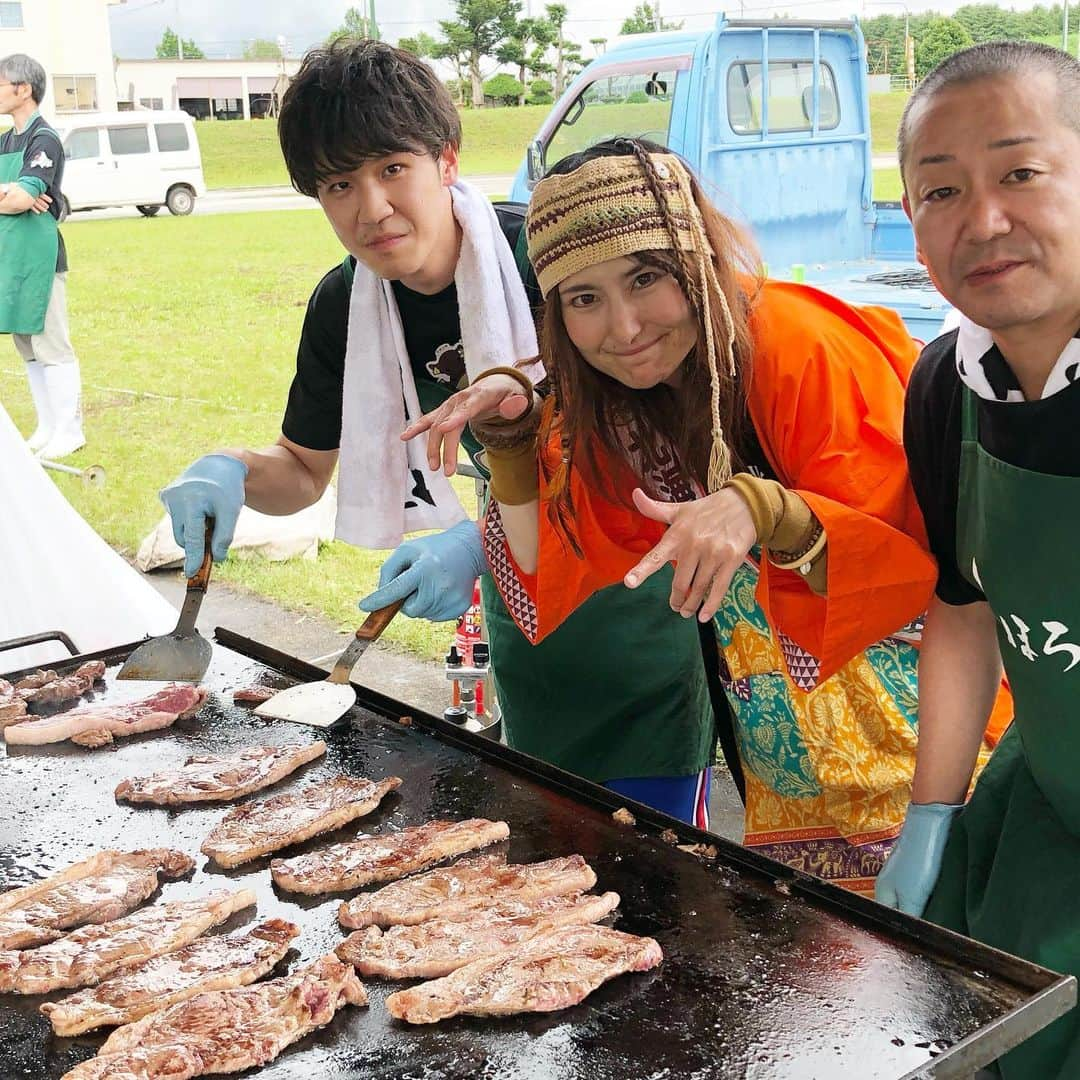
(65, 155), (901, 223)
(65, 173), (518, 223)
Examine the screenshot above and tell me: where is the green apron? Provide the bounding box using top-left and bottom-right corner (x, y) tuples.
(483, 572), (715, 782)
(420, 371), (716, 784)
(924, 386), (1080, 1078)
(0, 119), (59, 336)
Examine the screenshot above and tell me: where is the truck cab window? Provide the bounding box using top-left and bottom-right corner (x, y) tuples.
(726, 60), (840, 134)
(545, 67), (681, 173)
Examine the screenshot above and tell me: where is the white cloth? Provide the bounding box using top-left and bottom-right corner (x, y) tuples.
(0, 403), (177, 670)
(135, 486), (337, 572)
(955, 314), (1080, 402)
(336, 181), (543, 550)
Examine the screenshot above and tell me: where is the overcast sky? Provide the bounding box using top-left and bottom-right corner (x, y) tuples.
(108, 0), (1059, 61)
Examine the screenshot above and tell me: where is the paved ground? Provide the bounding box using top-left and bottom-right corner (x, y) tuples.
(67, 174), (518, 223)
(144, 570), (744, 840)
(67, 159), (899, 224)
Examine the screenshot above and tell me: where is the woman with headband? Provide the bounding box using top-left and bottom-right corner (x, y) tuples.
(405, 139), (1009, 892)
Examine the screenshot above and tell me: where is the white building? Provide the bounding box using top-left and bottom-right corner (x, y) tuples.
(114, 58), (302, 121)
(0, 0), (121, 116)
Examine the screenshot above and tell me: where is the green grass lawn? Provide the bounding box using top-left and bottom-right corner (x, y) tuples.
(873, 167), (904, 202)
(0, 210), (474, 660)
(869, 91), (907, 157)
(196, 92), (911, 189)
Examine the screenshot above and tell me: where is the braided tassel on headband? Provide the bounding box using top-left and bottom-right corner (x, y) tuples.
(667, 161), (737, 493)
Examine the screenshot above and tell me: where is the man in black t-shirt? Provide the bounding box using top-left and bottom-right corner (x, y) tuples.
(877, 45), (1080, 1075)
(0, 52), (84, 459)
(160, 39), (535, 604)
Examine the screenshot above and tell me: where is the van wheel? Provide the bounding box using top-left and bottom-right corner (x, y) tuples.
(166, 186), (195, 216)
(57, 195), (70, 224)
(136, 204), (161, 217)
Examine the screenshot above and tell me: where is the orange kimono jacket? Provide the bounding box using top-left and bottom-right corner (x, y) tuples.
(488, 280), (935, 687)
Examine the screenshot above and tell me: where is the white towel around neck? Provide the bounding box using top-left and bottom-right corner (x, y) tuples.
(336, 181), (543, 550)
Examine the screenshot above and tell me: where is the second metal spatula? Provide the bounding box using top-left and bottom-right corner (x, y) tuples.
(254, 599), (405, 727)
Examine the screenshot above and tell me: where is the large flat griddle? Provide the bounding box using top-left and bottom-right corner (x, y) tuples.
(0, 629), (1073, 1079)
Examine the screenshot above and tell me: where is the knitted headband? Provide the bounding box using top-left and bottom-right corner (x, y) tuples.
(526, 151), (701, 299)
(525, 147), (738, 492)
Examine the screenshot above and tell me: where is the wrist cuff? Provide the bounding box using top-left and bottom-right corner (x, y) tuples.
(485, 439), (540, 505)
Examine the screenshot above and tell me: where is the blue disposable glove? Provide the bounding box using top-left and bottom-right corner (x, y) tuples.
(875, 801), (963, 916)
(359, 520), (486, 622)
(159, 453), (248, 578)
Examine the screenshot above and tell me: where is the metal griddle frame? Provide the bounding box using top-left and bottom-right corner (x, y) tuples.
(2, 626), (1075, 1080)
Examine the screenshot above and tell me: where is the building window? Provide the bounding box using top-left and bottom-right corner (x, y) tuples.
(727, 61), (840, 135)
(0, 3), (23, 29)
(108, 125), (151, 155)
(154, 122), (189, 152)
(54, 75), (98, 113)
(139, 97), (165, 111)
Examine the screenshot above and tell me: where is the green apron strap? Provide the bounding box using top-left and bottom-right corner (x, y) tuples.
(513, 218), (531, 287)
(960, 384), (979, 443)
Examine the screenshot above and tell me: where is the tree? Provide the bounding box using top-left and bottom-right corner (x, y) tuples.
(527, 77), (553, 104)
(328, 1), (380, 43)
(589, 37), (607, 56)
(156, 26), (205, 60)
(437, 0), (520, 108)
(915, 16), (973, 78)
(397, 31), (438, 57)
(545, 4), (570, 95)
(497, 17), (555, 106)
(431, 22), (474, 105)
(243, 39), (283, 60)
(484, 72), (525, 105)
(562, 40), (585, 82)
(620, 3), (683, 35)
(953, 4), (1023, 42)
(913, 16), (974, 79)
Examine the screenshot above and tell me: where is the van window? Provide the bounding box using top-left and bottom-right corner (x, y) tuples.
(65, 128), (101, 161)
(108, 126), (151, 156)
(154, 123), (189, 153)
(727, 61), (840, 134)
(545, 67), (682, 173)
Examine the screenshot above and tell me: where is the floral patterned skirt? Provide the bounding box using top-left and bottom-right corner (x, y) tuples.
(713, 553), (991, 896)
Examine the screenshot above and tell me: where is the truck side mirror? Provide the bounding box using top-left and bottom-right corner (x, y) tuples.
(527, 139), (546, 185)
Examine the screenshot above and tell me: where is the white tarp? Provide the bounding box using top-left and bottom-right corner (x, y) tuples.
(0, 404), (178, 671)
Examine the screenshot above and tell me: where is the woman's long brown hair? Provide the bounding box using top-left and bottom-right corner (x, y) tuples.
(539, 139), (761, 554)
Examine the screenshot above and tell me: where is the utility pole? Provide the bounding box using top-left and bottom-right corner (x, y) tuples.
(1064, 0), (1070, 52)
(176, 0), (184, 60)
(654, 0), (662, 31)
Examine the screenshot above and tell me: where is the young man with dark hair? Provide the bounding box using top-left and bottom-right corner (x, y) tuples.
(876, 41), (1080, 1078)
(0, 52), (84, 459)
(159, 39), (724, 825)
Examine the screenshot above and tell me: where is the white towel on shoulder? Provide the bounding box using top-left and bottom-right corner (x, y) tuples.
(336, 180), (543, 550)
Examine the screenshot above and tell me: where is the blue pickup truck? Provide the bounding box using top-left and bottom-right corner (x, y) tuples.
(509, 16), (951, 340)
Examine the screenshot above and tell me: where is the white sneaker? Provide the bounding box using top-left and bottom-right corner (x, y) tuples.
(23, 360), (53, 451)
(36, 363), (85, 460)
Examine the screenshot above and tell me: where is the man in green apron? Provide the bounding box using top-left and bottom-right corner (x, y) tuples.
(157, 39), (722, 824)
(876, 42), (1080, 1077)
(0, 53), (84, 460)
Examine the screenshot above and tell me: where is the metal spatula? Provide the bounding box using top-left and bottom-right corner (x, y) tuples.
(117, 522), (215, 684)
(254, 599), (405, 727)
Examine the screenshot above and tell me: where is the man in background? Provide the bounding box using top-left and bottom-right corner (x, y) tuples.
(0, 52), (85, 459)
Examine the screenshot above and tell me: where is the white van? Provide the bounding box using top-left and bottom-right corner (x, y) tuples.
(53, 110), (207, 220)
